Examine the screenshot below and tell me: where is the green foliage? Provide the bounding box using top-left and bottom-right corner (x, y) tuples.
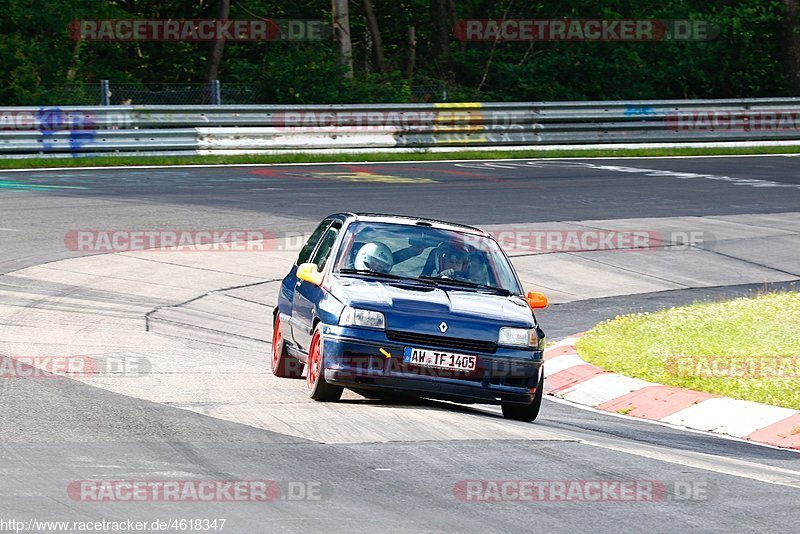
(0, 0), (793, 104)
(577, 291), (800, 409)
(241, 43), (409, 104)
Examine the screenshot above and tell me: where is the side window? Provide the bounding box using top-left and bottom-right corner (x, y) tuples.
(311, 222), (342, 270)
(296, 219), (332, 265)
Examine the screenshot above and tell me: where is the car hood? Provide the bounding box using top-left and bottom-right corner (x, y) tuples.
(329, 276), (535, 336)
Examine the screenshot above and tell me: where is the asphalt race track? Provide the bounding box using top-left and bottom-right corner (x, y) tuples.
(0, 155), (799, 533)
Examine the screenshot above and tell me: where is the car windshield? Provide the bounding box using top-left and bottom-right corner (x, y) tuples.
(334, 221), (522, 294)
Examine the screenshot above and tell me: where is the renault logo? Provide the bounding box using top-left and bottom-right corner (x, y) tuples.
(439, 322), (448, 333)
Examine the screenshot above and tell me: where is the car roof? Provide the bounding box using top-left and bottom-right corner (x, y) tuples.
(338, 213), (488, 236)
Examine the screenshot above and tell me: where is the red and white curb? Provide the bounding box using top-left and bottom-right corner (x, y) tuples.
(543, 336), (800, 450)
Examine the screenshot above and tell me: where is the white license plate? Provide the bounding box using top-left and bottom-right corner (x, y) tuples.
(403, 347), (477, 371)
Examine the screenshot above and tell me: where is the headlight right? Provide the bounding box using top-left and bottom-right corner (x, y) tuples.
(498, 327), (538, 348)
(339, 306), (386, 329)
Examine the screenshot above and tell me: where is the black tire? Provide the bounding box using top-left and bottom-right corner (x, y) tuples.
(271, 313), (304, 378)
(501, 371), (544, 422)
(306, 324), (344, 402)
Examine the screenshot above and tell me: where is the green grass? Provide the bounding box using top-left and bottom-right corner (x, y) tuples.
(576, 291), (800, 410)
(2, 144), (800, 169)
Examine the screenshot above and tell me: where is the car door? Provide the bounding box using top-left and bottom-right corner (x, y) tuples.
(291, 220), (343, 352)
(284, 218), (333, 351)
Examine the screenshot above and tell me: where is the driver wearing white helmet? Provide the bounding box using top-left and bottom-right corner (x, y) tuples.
(354, 242), (395, 274)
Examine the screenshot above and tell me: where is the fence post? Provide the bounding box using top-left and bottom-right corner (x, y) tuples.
(100, 80), (110, 106)
(211, 80), (222, 105)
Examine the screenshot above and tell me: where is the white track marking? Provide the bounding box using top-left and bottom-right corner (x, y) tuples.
(478, 402), (800, 488)
(454, 160), (800, 190)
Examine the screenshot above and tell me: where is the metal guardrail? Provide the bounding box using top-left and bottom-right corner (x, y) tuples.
(2, 98), (800, 157)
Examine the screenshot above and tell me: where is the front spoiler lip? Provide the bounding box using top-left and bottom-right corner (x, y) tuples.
(321, 330), (542, 406)
(325, 369), (537, 406)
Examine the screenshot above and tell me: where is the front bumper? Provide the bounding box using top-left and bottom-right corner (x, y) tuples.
(319, 324), (543, 406)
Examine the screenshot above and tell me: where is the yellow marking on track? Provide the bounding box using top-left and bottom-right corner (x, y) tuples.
(309, 172), (436, 184)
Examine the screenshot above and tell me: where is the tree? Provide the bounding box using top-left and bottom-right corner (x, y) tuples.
(0, 0), (795, 104)
(781, 0), (800, 92)
(332, 0), (354, 79)
(362, 0), (386, 73)
(407, 24), (416, 79)
(430, 0), (455, 82)
(204, 0), (230, 83)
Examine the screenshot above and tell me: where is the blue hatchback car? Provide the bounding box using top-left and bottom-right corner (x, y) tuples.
(272, 213), (549, 421)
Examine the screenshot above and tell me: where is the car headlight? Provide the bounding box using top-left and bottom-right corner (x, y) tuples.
(498, 327), (538, 348)
(339, 306), (386, 329)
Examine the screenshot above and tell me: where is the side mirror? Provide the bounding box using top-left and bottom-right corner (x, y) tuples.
(526, 291), (548, 309)
(297, 263), (324, 286)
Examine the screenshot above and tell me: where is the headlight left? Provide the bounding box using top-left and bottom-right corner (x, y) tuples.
(498, 327), (538, 348)
(339, 306), (386, 329)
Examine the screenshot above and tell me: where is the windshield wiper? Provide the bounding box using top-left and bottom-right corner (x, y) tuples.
(417, 276), (512, 296)
(338, 269), (442, 288)
(338, 269), (408, 281)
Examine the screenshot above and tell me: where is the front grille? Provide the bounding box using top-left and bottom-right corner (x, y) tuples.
(386, 330), (497, 354)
